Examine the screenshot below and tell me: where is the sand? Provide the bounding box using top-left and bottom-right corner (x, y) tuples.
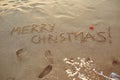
(0, 0), (120, 80)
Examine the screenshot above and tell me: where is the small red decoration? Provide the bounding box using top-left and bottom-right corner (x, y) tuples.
(89, 26), (94, 30)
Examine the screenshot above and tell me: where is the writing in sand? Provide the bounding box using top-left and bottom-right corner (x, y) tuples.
(11, 23), (112, 44)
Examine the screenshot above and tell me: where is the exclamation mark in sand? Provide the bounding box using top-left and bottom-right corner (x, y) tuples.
(108, 27), (112, 43)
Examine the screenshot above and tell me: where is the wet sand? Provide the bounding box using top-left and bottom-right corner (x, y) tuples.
(0, 0), (120, 80)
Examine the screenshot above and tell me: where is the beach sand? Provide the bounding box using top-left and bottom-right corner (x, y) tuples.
(0, 0), (120, 80)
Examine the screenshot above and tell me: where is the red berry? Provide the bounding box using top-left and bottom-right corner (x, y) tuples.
(89, 26), (94, 30)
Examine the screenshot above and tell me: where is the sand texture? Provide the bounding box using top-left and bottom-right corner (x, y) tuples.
(0, 0), (120, 80)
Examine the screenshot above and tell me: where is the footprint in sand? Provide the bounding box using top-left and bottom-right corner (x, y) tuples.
(44, 50), (54, 64)
(16, 48), (26, 61)
(112, 59), (120, 66)
(38, 50), (54, 79)
(38, 64), (52, 78)
(112, 57), (120, 66)
(16, 48), (24, 57)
